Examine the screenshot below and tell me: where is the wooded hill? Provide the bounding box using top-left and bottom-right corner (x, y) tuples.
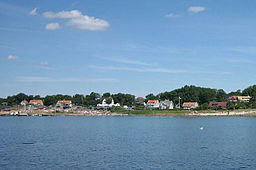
(1, 85), (256, 109)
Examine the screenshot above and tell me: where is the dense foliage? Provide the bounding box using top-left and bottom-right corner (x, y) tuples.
(157, 85), (227, 105)
(1, 85), (256, 109)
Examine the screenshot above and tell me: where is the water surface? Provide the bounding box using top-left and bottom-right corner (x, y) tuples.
(0, 116), (255, 169)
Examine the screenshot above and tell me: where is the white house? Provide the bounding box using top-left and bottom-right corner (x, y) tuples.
(182, 102), (199, 109)
(159, 100), (174, 110)
(20, 100), (28, 106)
(97, 98), (120, 107)
(146, 100), (160, 108)
(56, 100), (72, 107)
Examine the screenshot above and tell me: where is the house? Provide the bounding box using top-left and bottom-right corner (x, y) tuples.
(229, 96), (251, 102)
(146, 100), (160, 108)
(97, 98), (120, 108)
(29, 100), (43, 106)
(20, 100), (28, 106)
(1, 102), (8, 106)
(136, 97), (145, 105)
(56, 100), (72, 107)
(159, 100), (174, 110)
(209, 102), (227, 109)
(182, 102), (198, 109)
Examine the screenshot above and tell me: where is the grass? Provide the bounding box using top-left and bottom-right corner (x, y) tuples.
(112, 109), (192, 116)
(112, 108), (256, 116)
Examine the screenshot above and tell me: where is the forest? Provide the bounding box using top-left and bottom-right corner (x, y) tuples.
(1, 85), (256, 110)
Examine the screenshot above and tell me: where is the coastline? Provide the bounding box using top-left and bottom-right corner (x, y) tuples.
(1, 109), (256, 117)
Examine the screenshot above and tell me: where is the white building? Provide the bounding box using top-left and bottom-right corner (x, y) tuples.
(56, 100), (72, 107)
(159, 100), (174, 110)
(182, 102), (199, 109)
(20, 100), (28, 106)
(146, 100), (160, 108)
(97, 98), (120, 107)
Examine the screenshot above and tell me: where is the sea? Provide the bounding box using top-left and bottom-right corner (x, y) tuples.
(0, 116), (256, 169)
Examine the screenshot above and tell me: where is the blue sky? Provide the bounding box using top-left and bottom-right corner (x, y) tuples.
(0, 0), (256, 98)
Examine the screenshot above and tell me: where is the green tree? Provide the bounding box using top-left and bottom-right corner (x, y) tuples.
(103, 92), (111, 98)
(216, 89), (227, 101)
(44, 96), (56, 106)
(72, 94), (85, 106)
(227, 101), (236, 110)
(145, 93), (158, 101)
(84, 92), (101, 106)
(111, 93), (135, 106)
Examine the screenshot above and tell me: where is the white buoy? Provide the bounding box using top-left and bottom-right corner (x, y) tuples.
(200, 127), (204, 130)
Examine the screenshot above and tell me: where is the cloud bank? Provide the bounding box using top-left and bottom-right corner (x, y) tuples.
(43, 10), (110, 31)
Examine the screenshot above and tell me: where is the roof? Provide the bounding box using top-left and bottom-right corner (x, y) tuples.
(183, 102), (197, 107)
(147, 100), (159, 104)
(57, 100), (72, 104)
(209, 102), (227, 108)
(29, 100), (43, 104)
(137, 97), (144, 99)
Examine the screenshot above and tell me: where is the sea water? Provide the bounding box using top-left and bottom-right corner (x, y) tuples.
(0, 116), (255, 169)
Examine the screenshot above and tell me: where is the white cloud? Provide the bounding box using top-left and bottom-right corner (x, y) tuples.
(43, 10), (82, 19)
(8, 55), (18, 60)
(43, 10), (109, 31)
(99, 57), (152, 66)
(30, 8), (37, 15)
(45, 23), (60, 30)
(67, 16), (109, 31)
(165, 13), (180, 18)
(188, 6), (206, 13)
(17, 76), (118, 83)
(90, 65), (185, 73)
(37, 62), (54, 70)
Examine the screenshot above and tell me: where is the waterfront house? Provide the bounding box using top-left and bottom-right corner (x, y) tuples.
(146, 100), (160, 108)
(209, 102), (227, 109)
(159, 100), (174, 110)
(97, 98), (120, 108)
(136, 97), (145, 105)
(56, 100), (72, 107)
(29, 100), (44, 106)
(229, 96), (251, 102)
(1, 102), (8, 106)
(20, 100), (28, 106)
(182, 102), (198, 109)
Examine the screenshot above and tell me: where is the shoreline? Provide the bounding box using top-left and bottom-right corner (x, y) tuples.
(1, 109), (256, 117)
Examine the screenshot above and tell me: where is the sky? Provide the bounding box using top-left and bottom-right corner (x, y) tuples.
(0, 0), (256, 98)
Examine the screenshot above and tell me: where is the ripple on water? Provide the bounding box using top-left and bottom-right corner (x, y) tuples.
(0, 116), (256, 169)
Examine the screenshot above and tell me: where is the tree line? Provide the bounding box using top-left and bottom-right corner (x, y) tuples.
(0, 92), (136, 107)
(1, 85), (256, 109)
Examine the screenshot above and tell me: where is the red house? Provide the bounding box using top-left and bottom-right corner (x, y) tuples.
(209, 102), (227, 109)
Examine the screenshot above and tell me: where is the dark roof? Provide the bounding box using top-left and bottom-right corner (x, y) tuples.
(209, 102), (227, 108)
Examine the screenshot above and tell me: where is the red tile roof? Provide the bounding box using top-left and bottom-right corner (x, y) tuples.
(29, 100), (43, 104)
(147, 100), (158, 104)
(183, 102), (197, 107)
(57, 100), (72, 104)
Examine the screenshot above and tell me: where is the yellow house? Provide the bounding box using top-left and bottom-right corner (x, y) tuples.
(229, 96), (251, 102)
